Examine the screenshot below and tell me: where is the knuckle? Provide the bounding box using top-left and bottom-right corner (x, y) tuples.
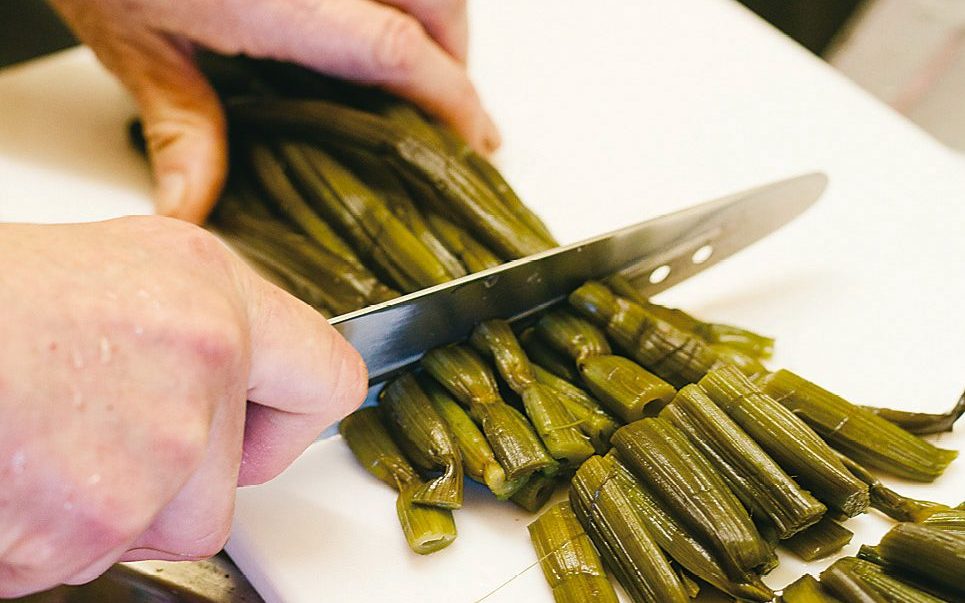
(149, 409), (211, 469)
(371, 13), (427, 76)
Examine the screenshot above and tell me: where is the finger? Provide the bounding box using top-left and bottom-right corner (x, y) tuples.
(54, 6), (228, 223)
(377, 0), (469, 62)
(152, 0), (500, 153)
(237, 272), (367, 486)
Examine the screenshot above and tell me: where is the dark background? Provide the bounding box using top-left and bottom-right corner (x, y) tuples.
(1, 1), (863, 68)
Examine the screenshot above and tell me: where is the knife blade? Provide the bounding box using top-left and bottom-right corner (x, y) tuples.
(332, 172), (828, 383)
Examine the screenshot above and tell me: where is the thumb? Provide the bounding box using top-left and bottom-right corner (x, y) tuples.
(50, 0), (228, 222)
(130, 36), (227, 223)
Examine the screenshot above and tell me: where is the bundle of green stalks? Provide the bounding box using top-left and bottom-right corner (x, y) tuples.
(128, 54), (558, 317)
(130, 55), (963, 602)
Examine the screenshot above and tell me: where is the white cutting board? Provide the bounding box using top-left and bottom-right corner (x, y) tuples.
(2, 1), (964, 602)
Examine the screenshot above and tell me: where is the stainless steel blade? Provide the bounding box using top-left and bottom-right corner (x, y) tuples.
(332, 172), (827, 382)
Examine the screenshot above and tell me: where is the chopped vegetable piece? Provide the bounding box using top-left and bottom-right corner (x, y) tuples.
(604, 451), (774, 601)
(569, 282), (724, 387)
(520, 327), (580, 382)
(511, 472), (558, 513)
(339, 408), (456, 554)
(532, 364), (620, 454)
(420, 376), (526, 499)
(835, 452), (948, 522)
(782, 516), (853, 561)
(536, 309), (676, 422)
(470, 320), (594, 465)
(612, 418), (775, 576)
(422, 345), (557, 480)
(780, 575), (843, 603)
(700, 366), (869, 517)
(878, 523), (965, 599)
(536, 309), (612, 362)
(861, 389), (965, 435)
(603, 274), (775, 359)
(758, 369), (957, 482)
(380, 374), (463, 509)
(528, 501), (619, 603)
(920, 510), (965, 533)
(826, 557), (946, 603)
(708, 343), (768, 380)
(578, 356), (676, 423)
(571, 456), (691, 603)
(820, 558), (889, 603)
(661, 384), (826, 539)
(396, 482), (458, 555)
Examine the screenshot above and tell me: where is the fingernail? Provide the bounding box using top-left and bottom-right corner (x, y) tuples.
(155, 171), (187, 216)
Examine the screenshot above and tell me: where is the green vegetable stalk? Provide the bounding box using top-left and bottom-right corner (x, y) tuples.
(380, 374), (463, 509)
(699, 366), (869, 517)
(569, 281), (724, 388)
(470, 320), (594, 465)
(758, 369), (957, 482)
(420, 377), (526, 499)
(612, 418), (775, 576)
(536, 309), (676, 422)
(528, 501), (619, 603)
(571, 456), (691, 603)
(661, 384), (826, 538)
(422, 345), (557, 480)
(339, 408), (456, 554)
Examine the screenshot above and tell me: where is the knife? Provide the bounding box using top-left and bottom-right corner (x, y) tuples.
(332, 172), (828, 383)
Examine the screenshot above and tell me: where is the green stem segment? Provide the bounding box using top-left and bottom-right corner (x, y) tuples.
(612, 418), (775, 576)
(532, 365), (620, 454)
(520, 328), (580, 382)
(569, 282), (724, 388)
(528, 501), (619, 603)
(537, 309), (676, 422)
(700, 366), (869, 517)
(603, 452), (774, 601)
(781, 516), (853, 561)
(571, 456), (691, 603)
(661, 384), (826, 538)
(861, 390), (965, 435)
(422, 345), (557, 480)
(470, 320), (594, 465)
(420, 377), (525, 499)
(878, 523), (965, 599)
(277, 142), (457, 291)
(758, 369), (957, 482)
(819, 559), (889, 603)
(920, 510), (965, 533)
(779, 575), (843, 603)
(604, 274), (774, 359)
(824, 557), (945, 603)
(339, 408), (456, 554)
(835, 452), (947, 522)
(380, 374), (463, 509)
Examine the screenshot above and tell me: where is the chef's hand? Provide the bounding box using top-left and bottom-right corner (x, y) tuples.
(48, 0), (500, 223)
(0, 216), (367, 597)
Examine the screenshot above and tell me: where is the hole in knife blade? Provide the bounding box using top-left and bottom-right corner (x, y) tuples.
(649, 265), (671, 284)
(692, 245), (713, 264)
